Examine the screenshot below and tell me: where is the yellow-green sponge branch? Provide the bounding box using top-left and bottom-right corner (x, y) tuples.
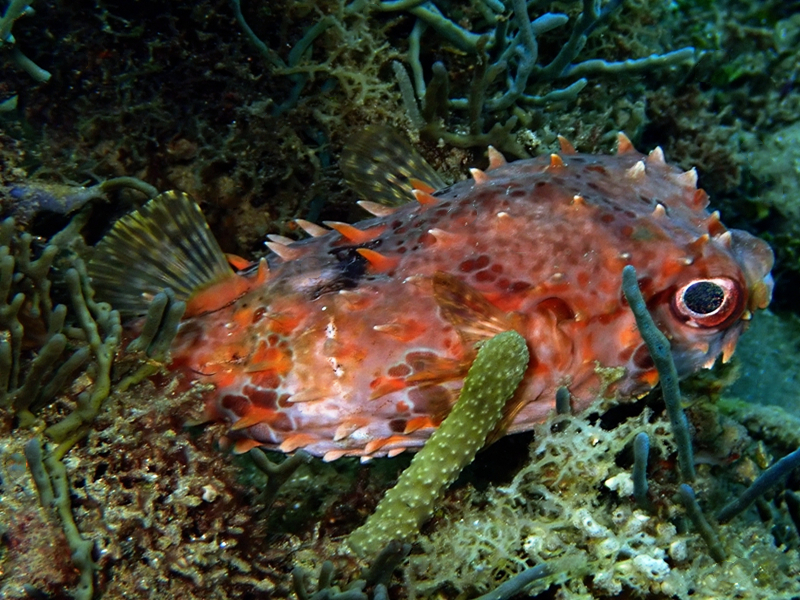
(347, 330), (530, 557)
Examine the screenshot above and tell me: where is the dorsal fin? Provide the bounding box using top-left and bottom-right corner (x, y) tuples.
(340, 125), (447, 206)
(88, 191), (235, 316)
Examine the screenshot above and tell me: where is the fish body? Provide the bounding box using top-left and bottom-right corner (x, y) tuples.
(89, 137), (773, 462)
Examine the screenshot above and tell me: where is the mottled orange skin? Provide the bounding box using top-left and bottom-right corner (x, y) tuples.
(169, 148), (773, 461)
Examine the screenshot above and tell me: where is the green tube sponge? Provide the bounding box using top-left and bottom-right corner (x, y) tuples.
(347, 330), (529, 557)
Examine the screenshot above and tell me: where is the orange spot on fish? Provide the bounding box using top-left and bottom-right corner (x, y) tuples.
(279, 434), (318, 453)
(409, 177), (436, 193)
(364, 435), (409, 455)
(325, 221), (387, 244)
(617, 132), (635, 153)
(404, 416), (436, 434)
(357, 248), (400, 272)
(247, 342), (292, 375)
(487, 146), (507, 169)
(412, 189), (438, 206)
(230, 407), (275, 430)
(369, 376), (407, 399)
(185, 275), (252, 317)
(267, 311), (303, 336)
(226, 253), (253, 270)
(639, 369), (659, 387)
(373, 319), (427, 342)
(211, 369), (238, 389)
(557, 135), (576, 155)
(232, 438), (262, 454)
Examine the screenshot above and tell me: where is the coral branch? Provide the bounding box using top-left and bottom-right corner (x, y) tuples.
(25, 437), (95, 600)
(622, 265), (696, 482)
(717, 445), (800, 523)
(45, 261), (122, 452)
(0, 0), (51, 83)
(44, 452), (95, 599)
(632, 431), (653, 512)
(474, 562), (553, 600)
(677, 484), (726, 564)
(555, 385), (571, 415)
(249, 447), (313, 511)
(388, 0), (695, 153)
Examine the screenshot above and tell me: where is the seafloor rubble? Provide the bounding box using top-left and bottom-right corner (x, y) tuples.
(2, 345), (800, 599)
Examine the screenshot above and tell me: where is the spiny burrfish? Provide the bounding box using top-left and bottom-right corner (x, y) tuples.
(88, 131), (774, 462)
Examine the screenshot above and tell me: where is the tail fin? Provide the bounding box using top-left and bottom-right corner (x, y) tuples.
(88, 191), (234, 316)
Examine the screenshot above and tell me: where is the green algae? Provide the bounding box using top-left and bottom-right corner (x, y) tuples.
(346, 330), (529, 557)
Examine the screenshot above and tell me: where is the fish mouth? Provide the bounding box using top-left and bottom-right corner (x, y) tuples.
(729, 229), (774, 312)
(668, 321), (743, 376)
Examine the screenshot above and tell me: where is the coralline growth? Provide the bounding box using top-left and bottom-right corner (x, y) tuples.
(0, 182), (182, 599)
(717, 444), (800, 524)
(632, 431), (653, 512)
(386, 0), (696, 154)
(407, 397), (800, 598)
(232, 0), (696, 157)
(0, 209), (120, 600)
(0, 212), (121, 442)
(24, 437), (94, 600)
(293, 541), (411, 600)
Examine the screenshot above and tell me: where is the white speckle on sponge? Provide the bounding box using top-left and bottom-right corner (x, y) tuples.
(632, 554), (670, 581)
(605, 472), (634, 496)
(573, 508), (610, 538)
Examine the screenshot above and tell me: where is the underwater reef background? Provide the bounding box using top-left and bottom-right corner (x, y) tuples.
(1, 0), (800, 598)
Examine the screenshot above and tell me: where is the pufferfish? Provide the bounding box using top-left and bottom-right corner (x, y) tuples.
(87, 131), (774, 462)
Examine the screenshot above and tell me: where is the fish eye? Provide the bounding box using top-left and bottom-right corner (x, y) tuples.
(672, 277), (742, 328)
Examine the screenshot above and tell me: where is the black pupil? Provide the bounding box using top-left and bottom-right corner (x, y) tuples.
(683, 281), (724, 314)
